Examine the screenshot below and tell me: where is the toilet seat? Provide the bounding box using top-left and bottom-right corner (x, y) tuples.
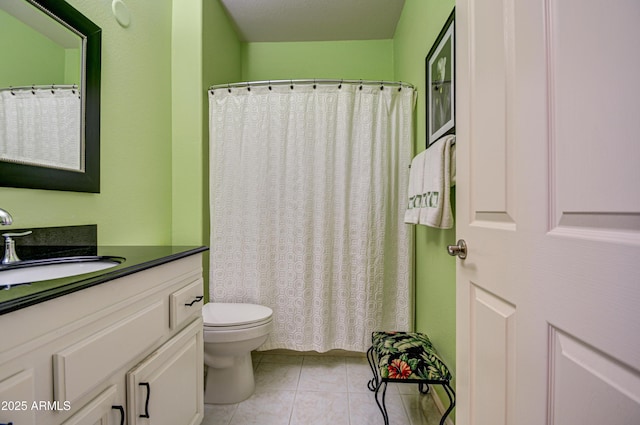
(203, 302), (273, 331)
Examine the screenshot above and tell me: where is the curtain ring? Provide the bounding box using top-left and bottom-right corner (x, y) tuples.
(10, 86), (15, 96)
(290, 80), (294, 90)
(359, 80), (363, 90)
(268, 80), (272, 90)
(247, 82), (251, 92)
(51, 84), (56, 94)
(227, 83), (231, 93)
(313, 79), (317, 90)
(338, 79), (343, 89)
(31, 85), (36, 95)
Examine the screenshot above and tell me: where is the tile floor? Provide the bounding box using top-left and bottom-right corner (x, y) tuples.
(201, 352), (443, 425)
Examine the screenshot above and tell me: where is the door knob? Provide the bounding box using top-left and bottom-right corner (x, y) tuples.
(447, 239), (467, 259)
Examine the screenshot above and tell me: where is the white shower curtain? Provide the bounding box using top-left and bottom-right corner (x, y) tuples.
(209, 82), (414, 352)
(0, 88), (81, 170)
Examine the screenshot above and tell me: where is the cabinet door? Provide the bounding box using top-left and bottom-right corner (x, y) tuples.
(61, 386), (122, 425)
(126, 318), (203, 425)
(0, 370), (36, 425)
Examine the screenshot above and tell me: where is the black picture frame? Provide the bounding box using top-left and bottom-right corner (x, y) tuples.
(426, 9), (455, 148)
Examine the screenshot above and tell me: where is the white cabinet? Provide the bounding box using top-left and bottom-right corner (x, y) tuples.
(0, 370), (36, 425)
(0, 254), (204, 425)
(53, 302), (166, 404)
(61, 386), (118, 425)
(126, 319), (203, 425)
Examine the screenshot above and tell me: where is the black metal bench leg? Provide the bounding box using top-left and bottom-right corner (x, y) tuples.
(418, 382), (430, 394)
(373, 380), (389, 425)
(367, 345), (379, 392)
(439, 382), (456, 425)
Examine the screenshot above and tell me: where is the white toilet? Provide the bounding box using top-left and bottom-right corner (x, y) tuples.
(202, 302), (273, 404)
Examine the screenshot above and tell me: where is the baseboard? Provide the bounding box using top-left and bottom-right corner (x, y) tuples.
(420, 385), (455, 425)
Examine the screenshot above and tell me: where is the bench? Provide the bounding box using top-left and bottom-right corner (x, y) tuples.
(366, 331), (455, 425)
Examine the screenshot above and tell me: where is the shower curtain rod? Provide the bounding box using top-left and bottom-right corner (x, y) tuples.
(209, 79), (415, 91)
(0, 84), (79, 94)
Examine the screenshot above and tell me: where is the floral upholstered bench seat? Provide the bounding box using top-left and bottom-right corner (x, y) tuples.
(367, 331), (455, 425)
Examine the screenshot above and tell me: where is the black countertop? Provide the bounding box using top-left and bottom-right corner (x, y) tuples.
(0, 245), (208, 316)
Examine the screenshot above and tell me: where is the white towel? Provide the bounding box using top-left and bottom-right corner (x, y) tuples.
(404, 149), (427, 224)
(419, 135), (456, 229)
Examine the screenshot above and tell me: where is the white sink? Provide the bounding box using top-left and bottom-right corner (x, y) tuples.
(0, 256), (124, 289)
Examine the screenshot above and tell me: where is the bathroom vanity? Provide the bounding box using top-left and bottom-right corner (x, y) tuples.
(0, 245), (207, 425)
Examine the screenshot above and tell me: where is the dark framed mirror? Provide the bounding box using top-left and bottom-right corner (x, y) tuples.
(0, 0), (101, 193)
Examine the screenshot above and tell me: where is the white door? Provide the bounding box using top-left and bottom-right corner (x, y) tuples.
(455, 0), (640, 424)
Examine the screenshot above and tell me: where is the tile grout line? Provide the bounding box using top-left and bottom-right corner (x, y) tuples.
(287, 355), (305, 425)
(346, 359), (353, 425)
(202, 354), (421, 425)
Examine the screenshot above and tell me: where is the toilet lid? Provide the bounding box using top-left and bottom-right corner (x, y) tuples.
(202, 302), (273, 327)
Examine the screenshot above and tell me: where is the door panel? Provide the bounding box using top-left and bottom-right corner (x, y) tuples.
(469, 0), (516, 225)
(549, 328), (640, 425)
(471, 285), (516, 425)
(548, 0), (640, 239)
(457, 0), (640, 423)
(549, 0), (640, 226)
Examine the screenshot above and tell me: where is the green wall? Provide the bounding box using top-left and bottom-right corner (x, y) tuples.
(171, 0), (243, 301)
(171, 0), (204, 247)
(64, 48), (81, 87)
(394, 0), (457, 414)
(0, 0), (175, 245)
(171, 0), (242, 247)
(241, 40), (394, 81)
(0, 10), (76, 87)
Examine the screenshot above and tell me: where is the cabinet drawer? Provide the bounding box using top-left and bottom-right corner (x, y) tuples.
(169, 278), (204, 329)
(53, 301), (165, 403)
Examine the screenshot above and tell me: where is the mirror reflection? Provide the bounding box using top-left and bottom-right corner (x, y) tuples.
(0, 0), (85, 172)
(0, 0), (101, 194)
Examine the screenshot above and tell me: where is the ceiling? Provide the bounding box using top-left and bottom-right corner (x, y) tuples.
(2, 0), (81, 48)
(218, 0), (406, 42)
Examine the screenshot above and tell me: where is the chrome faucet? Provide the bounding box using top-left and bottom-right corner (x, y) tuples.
(0, 208), (12, 226)
(2, 231), (32, 264)
(1, 208), (33, 264)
